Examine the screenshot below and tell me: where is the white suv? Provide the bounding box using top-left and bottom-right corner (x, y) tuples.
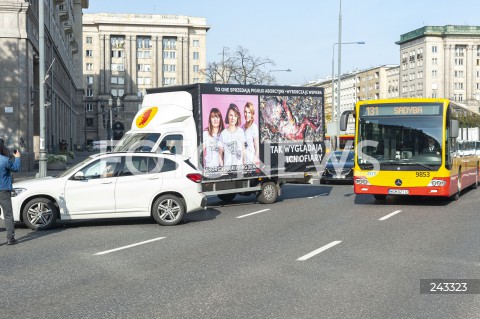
(9, 152), (206, 230)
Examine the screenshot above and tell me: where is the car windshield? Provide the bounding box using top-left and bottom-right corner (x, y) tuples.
(328, 151), (354, 162)
(113, 133), (161, 152)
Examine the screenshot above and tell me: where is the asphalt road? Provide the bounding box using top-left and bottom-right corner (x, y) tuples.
(1, 182), (480, 319)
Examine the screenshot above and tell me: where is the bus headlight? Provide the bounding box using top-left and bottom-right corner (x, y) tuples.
(354, 177), (371, 185)
(427, 180), (447, 187)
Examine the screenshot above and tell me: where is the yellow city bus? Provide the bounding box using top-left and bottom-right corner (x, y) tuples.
(340, 98), (480, 200)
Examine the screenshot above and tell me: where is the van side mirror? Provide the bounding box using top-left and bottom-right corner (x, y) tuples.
(450, 119), (459, 139)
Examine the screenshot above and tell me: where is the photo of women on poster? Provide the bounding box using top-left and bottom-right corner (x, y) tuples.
(203, 108), (224, 170)
(219, 103), (246, 171)
(201, 94), (258, 176)
(243, 102), (260, 168)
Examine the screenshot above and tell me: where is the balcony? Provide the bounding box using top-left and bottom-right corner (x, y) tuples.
(64, 23), (72, 35)
(71, 41), (78, 54)
(59, 9), (69, 22)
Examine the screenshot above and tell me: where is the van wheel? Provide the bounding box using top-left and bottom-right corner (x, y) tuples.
(217, 194), (236, 202)
(257, 182), (278, 204)
(152, 195), (185, 226)
(373, 194), (387, 201)
(22, 197), (58, 230)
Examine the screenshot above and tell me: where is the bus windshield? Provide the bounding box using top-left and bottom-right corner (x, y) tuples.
(357, 105), (443, 171)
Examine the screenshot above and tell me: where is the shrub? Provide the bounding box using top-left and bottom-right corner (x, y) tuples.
(46, 154), (67, 163)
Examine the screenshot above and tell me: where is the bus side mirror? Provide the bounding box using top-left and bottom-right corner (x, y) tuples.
(340, 110), (352, 131)
(450, 119), (459, 139)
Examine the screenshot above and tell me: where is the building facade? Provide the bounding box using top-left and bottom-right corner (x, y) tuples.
(82, 13), (209, 144)
(0, 0), (88, 170)
(396, 25), (480, 111)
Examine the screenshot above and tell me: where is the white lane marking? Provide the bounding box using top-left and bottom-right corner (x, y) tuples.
(379, 210), (402, 221)
(94, 237), (166, 256)
(236, 209), (270, 219)
(297, 241), (342, 261)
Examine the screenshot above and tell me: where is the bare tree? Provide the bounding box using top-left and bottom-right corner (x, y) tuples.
(200, 46), (276, 85)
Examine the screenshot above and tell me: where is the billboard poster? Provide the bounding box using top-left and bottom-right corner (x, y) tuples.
(200, 84), (325, 179)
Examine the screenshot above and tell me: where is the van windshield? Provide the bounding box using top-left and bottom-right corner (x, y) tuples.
(113, 133), (161, 152)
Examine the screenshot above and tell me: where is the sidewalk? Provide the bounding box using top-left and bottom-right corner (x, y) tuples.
(14, 151), (93, 182)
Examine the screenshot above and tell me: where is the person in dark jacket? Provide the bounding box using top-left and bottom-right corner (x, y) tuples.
(0, 140), (21, 245)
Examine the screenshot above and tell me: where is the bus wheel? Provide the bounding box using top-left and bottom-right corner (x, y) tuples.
(451, 171), (461, 201)
(257, 182), (278, 204)
(373, 194), (387, 201)
(471, 168), (479, 189)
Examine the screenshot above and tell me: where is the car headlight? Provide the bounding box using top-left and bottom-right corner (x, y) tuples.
(12, 188), (27, 197)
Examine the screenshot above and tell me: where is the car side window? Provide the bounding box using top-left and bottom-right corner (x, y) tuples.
(122, 156), (160, 176)
(79, 156), (122, 179)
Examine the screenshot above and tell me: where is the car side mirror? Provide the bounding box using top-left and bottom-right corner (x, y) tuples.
(73, 171), (86, 180)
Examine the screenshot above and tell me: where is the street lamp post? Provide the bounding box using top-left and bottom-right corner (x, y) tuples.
(108, 96), (113, 148)
(331, 42), (364, 150)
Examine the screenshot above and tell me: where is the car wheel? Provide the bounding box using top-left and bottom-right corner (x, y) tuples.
(22, 197), (58, 230)
(152, 195), (185, 226)
(257, 181), (278, 204)
(373, 194), (387, 201)
(217, 193), (236, 202)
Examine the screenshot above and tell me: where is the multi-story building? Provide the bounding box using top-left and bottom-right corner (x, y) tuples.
(0, 0), (88, 170)
(306, 65), (399, 136)
(396, 25), (480, 111)
(82, 13), (209, 144)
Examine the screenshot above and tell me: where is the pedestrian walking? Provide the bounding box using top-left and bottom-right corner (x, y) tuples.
(0, 141), (21, 245)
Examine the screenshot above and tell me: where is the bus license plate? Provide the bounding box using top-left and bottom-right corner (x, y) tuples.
(388, 189), (409, 195)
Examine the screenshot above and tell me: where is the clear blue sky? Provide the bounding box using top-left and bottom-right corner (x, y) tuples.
(85, 0), (480, 85)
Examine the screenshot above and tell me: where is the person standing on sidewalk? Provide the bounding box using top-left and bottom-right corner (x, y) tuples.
(0, 141), (21, 245)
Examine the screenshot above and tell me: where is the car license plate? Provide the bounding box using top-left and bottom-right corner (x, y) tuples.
(388, 189), (409, 195)
(334, 175), (345, 179)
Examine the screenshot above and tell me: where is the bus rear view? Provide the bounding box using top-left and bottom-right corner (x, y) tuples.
(353, 98), (479, 201)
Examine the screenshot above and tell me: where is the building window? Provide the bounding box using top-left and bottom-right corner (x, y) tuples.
(455, 58), (464, 66)
(137, 64), (151, 72)
(111, 64), (125, 72)
(454, 82), (464, 90)
(137, 36), (152, 49)
(163, 64), (176, 72)
(111, 76), (125, 85)
(432, 46), (437, 53)
(454, 45), (465, 57)
(86, 118), (94, 127)
(86, 37), (92, 44)
(454, 70), (464, 78)
(193, 65), (199, 72)
(137, 50), (151, 58)
(111, 88), (125, 97)
(193, 39), (200, 47)
(85, 103), (93, 112)
(162, 37), (177, 50)
(86, 50), (93, 57)
(86, 88), (93, 97)
(476, 83), (480, 90)
(432, 70), (437, 77)
(193, 77), (199, 83)
(163, 77), (176, 85)
(432, 58), (437, 65)
(111, 50), (125, 58)
(86, 76), (93, 84)
(432, 93), (437, 98)
(86, 63), (93, 71)
(111, 36), (125, 48)
(193, 52), (199, 60)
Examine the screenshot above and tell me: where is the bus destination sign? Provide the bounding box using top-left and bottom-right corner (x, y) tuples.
(360, 104), (442, 117)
